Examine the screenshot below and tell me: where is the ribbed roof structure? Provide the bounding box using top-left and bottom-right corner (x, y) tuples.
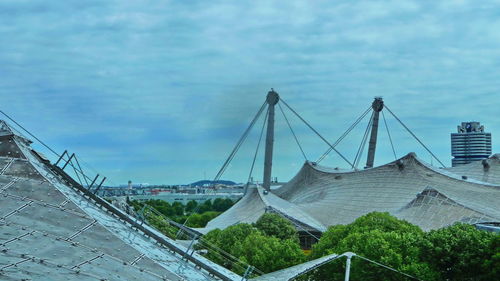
(0, 121), (241, 281)
(205, 153), (500, 232)
(201, 185), (326, 234)
(445, 154), (500, 185)
(2, 118), (498, 280)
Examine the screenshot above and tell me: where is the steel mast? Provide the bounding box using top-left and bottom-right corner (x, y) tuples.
(263, 89), (279, 191)
(365, 97), (384, 168)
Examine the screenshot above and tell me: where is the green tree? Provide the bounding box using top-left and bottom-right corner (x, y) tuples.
(309, 212), (438, 281)
(198, 200), (213, 213)
(184, 211), (221, 228)
(186, 213), (203, 228)
(172, 201), (184, 216)
(484, 235), (500, 279)
(185, 200), (198, 213)
(200, 223), (305, 274)
(237, 231), (305, 274)
(200, 211), (220, 226)
(213, 198), (234, 212)
(201, 224), (258, 269)
(254, 213), (298, 242)
(420, 223), (498, 281)
(145, 213), (177, 239)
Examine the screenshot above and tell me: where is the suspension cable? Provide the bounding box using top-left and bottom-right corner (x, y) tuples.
(278, 103), (307, 161)
(382, 110), (397, 160)
(0, 110), (61, 157)
(0, 109), (120, 189)
(317, 106), (372, 163)
(280, 99), (353, 167)
(353, 111), (374, 169)
(267, 207), (321, 241)
(213, 101), (267, 181)
(182, 102), (267, 228)
(245, 109), (268, 193)
(71, 160), (84, 186)
(142, 205), (266, 276)
(355, 255), (423, 281)
(384, 105), (445, 168)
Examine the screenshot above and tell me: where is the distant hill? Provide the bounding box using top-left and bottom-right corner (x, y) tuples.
(189, 180), (237, 186)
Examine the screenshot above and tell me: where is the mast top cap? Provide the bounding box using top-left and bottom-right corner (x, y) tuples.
(266, 89), (280, 105)
(372, 97), (384, 112)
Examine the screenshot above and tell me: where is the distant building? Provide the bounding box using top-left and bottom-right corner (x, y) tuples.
(451, 122), (492, 166)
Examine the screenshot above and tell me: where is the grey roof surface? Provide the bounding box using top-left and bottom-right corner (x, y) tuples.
(0, 122), (241, 281)
(202, 152), (500, 234)
(201, 185), (326, 234)
(445, 154), (500, 185)
(274, 153), (500, 231)
(3, 118), (499, 281)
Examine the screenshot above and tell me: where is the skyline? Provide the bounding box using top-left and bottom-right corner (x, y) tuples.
(1, 0), (499, 184)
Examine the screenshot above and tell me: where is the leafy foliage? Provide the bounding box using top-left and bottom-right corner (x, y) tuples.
(185, 200), (198, 212)
(308, 213), (499, 281)
(127, 198), (234, 230)
(200, 219), (305, 275)
(238, 231), (305, 274)
(213, 198), (234, 212)
(185, 211), (221, 228)
(420, 223), (499, 281)
(254, 213), (299, 242)
(309, 212), (438, 281)
(129, 199), (499, 281)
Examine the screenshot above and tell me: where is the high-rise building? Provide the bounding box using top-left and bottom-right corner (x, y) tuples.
(451, 122), (492, 167)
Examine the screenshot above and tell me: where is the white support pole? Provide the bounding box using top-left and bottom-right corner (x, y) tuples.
(344, 252), (355, 281)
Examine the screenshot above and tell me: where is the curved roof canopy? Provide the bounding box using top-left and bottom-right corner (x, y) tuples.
(205, 153), (500, 233)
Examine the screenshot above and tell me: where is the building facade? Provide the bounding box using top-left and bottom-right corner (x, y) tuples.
(451, 122), (492, 166)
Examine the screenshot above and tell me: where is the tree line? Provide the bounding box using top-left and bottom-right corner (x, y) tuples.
(128, 197), (234, 228)
(200, 212), (499, 280)
(126, 198), (498, 280)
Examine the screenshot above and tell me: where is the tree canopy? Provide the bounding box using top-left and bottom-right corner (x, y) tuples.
(420, 223), (499, 281)
(307, 212), (498, 281)
(253, 213), (298, 242)
(200, 216), (305, 275)
(128, 198), (235, 228)
(309, 212), (437, 281)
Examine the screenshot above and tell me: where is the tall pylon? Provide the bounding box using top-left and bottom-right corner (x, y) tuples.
(263, 89), (279, 191)
(366, 97), (384, 168)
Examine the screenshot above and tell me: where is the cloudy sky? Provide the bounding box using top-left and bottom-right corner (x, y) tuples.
(1, 0), (499, 185)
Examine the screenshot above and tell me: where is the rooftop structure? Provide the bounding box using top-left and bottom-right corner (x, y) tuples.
(203, 153), (500, 233)
(0, 121), (240, 281)
(451, 122), (492, 167)
(200, 93), (499, 235)
(0, 119), (360, 281)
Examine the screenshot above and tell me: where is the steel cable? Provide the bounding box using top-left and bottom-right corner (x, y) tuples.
(384, 105), (445, 167)
(280, 99), (353, 167)
(353, 111), (374, 169)
(213, 101), (267, 182)
(355, 254), (423, 281)
(381, 110), (397, 160)
(278, 103), (307, 161)
(245, 109), (268, 194)
(317, 106), (372, 163)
